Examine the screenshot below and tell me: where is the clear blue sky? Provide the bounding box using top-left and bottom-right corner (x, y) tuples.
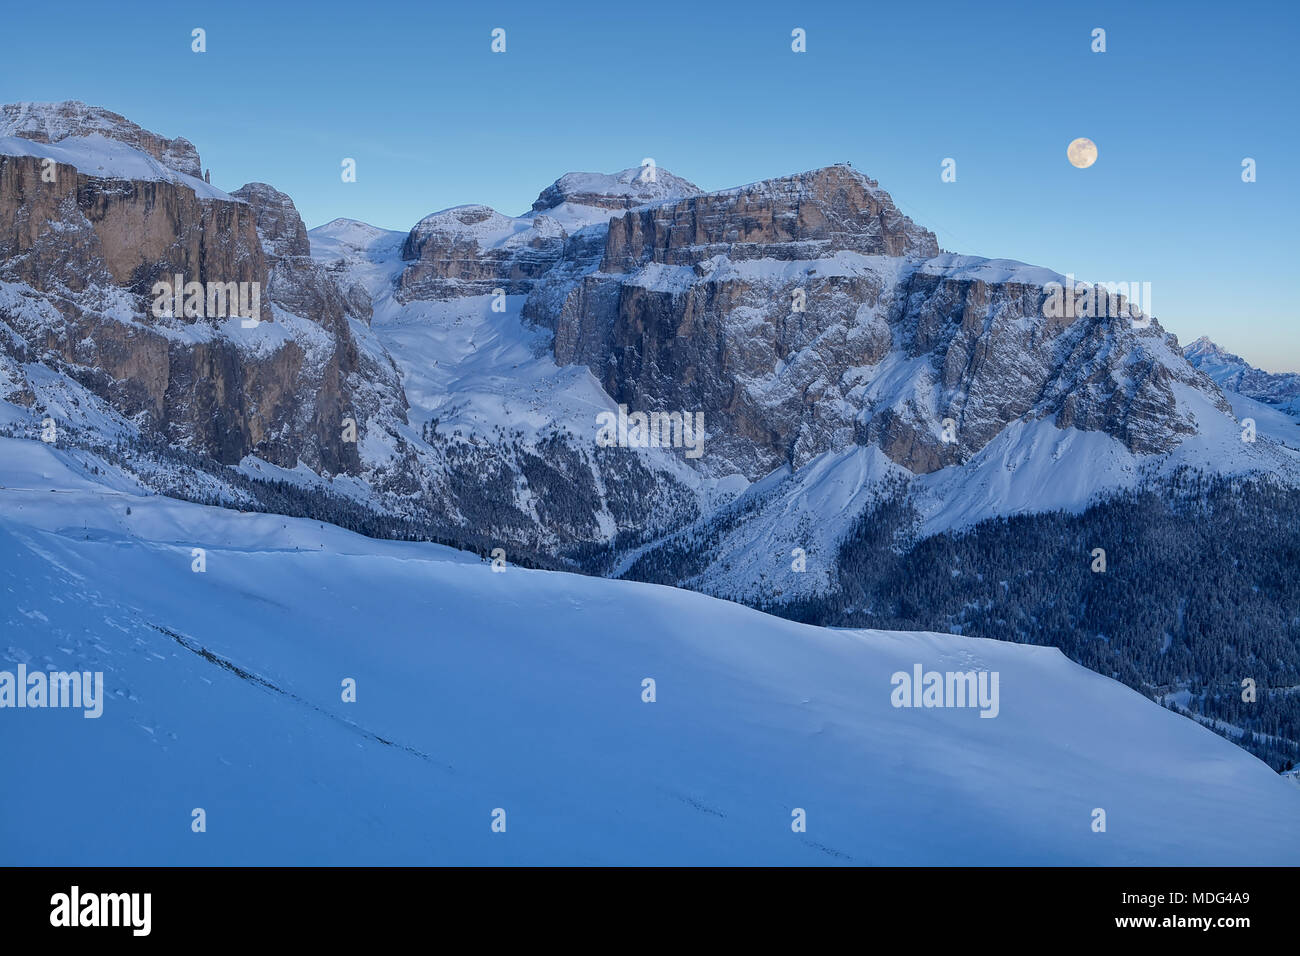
(2, 0), (1296, 370)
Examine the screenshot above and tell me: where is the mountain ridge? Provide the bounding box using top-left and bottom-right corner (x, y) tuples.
(3, 101), (1299, 769)
(1184, 334), (1300, 417)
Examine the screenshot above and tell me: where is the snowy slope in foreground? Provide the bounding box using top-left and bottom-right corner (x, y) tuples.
(1, 437), (1297, 865)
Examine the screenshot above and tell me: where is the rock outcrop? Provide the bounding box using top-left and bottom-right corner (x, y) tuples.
(0, 152), (264, 303)
(398, 205), (568, 300)
(602, 165), (940, 271)
(0, 113), (407, 475)
(397, 167), (708, 303)
(232, 181), (407, 475)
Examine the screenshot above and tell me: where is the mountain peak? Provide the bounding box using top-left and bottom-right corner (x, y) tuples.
(1183, 335), (1242, 365)
(530, 166), (703, 214)
(307, 218), (404, 264)
(311, 218), (394, 242)
(705, 163), (885, 199)
(1184, 335), (1300, 409)
(599, 161), (941, 272)
(405, 203), (559, 251)
(232, 182), (310, 259)
(0, 100), (202, 178)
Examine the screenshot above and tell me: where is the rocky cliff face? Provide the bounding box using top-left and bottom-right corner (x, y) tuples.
(398, 205), (568, 300)
(397, 167), (709, 303)
(531, 166), (1208, 479)
(0, 148), (272, 463)
(602, 165), (939, 271)
(373, 157), (1245, 491)
(0, 152), (265, 301)
(231, 182), (407, 476)
(0, 112), (407, 475)
(233, 181), (310, 259)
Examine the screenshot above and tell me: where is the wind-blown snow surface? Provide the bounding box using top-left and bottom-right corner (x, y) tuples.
(1, 436), (1297, 865)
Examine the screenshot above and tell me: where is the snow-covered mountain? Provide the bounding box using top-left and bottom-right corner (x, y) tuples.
(5, 100), (1292, 558)
(308, 160), (1300, 559)
(1, 437), (1296, 864)
(3, 101), (1299, 774)
(1184, 335), (1300, 420)
(0, 100), (203, 178)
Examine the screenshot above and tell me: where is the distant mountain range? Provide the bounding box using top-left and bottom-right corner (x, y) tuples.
(1184, 335), (1300, 419)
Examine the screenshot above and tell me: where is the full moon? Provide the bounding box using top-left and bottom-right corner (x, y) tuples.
(1067, 137), (1098, 168)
